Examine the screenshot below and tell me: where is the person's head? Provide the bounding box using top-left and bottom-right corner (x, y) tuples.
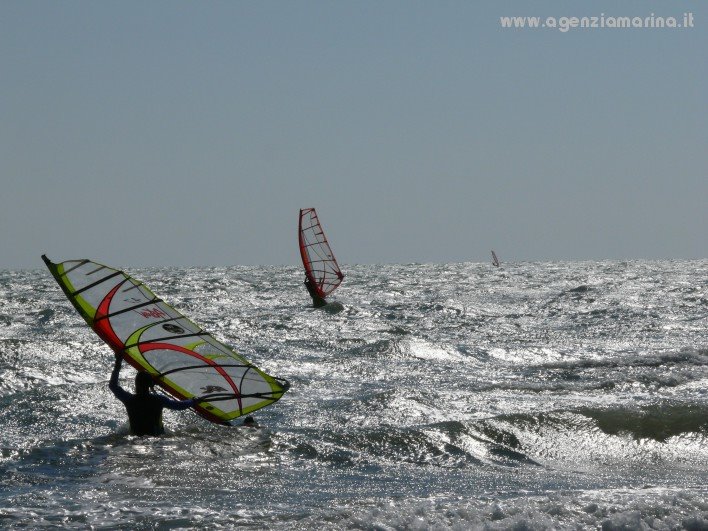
(243, 416), (256, 427)
(135, 371), (154, 395)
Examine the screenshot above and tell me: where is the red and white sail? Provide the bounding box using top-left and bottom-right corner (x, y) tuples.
(298, 208), (344, 299)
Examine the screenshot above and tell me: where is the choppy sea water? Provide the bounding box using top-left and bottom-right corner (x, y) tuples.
(1, 260), (707, 530)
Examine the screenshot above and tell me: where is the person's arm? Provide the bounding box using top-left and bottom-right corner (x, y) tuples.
(157, 394), (201, 411)
(108, 354), (131, 403)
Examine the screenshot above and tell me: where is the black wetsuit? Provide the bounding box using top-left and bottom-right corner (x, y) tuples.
(304, 278), (327, 308)
(109, 360), (196, 436)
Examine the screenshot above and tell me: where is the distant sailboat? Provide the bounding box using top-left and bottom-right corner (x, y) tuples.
(491, 250), (501, 267)
(298, 208), (344, 307)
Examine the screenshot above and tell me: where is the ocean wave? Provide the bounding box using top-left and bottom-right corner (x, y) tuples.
(291, 489), (708, 531)
(577, 404), (708, 442)
(537, 348), (708, 370)
(473, 404), (708, 474)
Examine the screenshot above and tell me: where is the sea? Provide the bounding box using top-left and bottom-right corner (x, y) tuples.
(1, 260), (707, 530)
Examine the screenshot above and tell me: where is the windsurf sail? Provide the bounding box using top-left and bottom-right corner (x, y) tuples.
(491, 250), (500, 267)
(298, 208), (344, 299)
(42, 255), (289, 426)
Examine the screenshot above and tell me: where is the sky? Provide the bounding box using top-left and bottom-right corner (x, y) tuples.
(1, 1), (706, 269)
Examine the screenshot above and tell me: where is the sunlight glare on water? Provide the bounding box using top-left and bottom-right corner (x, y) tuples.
(0, 260), (706, 528)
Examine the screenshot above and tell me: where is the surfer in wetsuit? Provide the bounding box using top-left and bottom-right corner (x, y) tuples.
(109, 354), (199, 436)
(304, 277), (327, 308)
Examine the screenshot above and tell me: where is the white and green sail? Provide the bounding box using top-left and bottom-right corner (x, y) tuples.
(42, 255), (289, 425)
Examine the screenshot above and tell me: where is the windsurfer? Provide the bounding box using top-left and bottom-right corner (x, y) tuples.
(304, 277), (327, 308)
(109, 354), (200, 436)
(299, 208), (344, 308)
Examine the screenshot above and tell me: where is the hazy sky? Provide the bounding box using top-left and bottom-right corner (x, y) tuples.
(1, 1), (706, 269)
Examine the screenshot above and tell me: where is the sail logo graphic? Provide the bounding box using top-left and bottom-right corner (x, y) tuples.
(201, 385), (227, 393)
(139, 307), (168, 319)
